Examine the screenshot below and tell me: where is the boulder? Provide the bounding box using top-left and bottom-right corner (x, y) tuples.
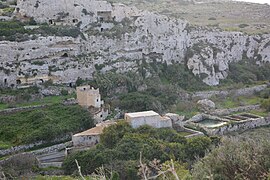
(197, 99), (216, 112)
(165, 113), (185, 126)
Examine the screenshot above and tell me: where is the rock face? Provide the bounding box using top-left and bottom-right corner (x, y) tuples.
(0, 0), (270, 87)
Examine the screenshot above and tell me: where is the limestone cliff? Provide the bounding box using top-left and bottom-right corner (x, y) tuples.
(0, 0), (269, 87)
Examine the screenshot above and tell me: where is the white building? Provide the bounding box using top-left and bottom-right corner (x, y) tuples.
(125, 110), (172, 128)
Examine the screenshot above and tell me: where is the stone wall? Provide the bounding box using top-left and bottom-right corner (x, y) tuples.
(192, 84), (267, 99)
(0, 135), (70, 156)
(208, 116), (270, 135)
(127, 115), (172, 129)
(72, 134), (99, 147)
(0, 104), (47, 115)
(210, 105), (261, 116)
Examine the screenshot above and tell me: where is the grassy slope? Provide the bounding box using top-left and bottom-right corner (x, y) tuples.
(0, 104), (94, 149)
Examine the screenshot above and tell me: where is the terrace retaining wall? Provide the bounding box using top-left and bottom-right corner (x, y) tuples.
(208, 116), (270, 135)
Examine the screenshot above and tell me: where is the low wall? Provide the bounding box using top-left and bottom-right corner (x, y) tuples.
(183, 127), (204, 138)
(192, 85), (267, 99)
(208, 116), (270, 135)
(0, 104), (47, 115)
(210, 105), (261, 116)
(187, 113), (230, 123)
(39, 162), (63, 168)
(0, 135), (70, 156)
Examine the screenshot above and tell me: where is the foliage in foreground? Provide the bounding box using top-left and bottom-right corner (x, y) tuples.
(63, 122), (216, 179)
(192, 137), (270, 180)
(0, 104), (94, 148)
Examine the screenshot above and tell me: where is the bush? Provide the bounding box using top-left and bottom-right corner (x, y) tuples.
(261, 99), (270, 112)
(221, 60), (270, 85)
(61, 89), (69, 96)
(63, 123), (214, 177)
(192, 137), (270, 180)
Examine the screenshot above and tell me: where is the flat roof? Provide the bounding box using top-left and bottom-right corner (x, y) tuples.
(125, 111), (159, 118)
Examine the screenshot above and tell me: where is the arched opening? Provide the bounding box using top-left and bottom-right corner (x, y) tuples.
(72, 19), (78, 23)
(69, 83), (72, 87)
(49, 19), (53, 25)
(100, 28), (104, 32)
(62, 53), (68, 57)
(16, 8), (20, 13)
(16, 79), (21, 85)
(4, 78), (7, 85)
(39, 79), (44, 83)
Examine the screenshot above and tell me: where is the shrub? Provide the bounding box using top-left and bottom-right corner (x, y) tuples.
(239, 24), (249, 28)
(61, 89), (69, 96)
(261, 99), (270, 112)
(208, 17), (216, 20)
(192, 137), (270, 180)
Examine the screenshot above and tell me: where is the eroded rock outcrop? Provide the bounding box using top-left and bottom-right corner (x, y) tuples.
(0, 0), (269, 87)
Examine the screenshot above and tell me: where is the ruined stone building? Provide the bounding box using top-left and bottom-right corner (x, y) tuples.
(125, 110), (172, 128)
(76, 85), (103, 108)
(76, 85), (108, 122)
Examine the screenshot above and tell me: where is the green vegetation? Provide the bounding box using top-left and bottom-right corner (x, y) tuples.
(262, 98), (270, 112)
(0, 104), (94, 148)
(212, 95), (264, 109)
(80, 62), (209, 113)
(63, 122), (217, 179)
(192, 137), (270, 179)
(0, 86), (77, 110)
(0, 20), (82, 41)
(221, 60), (270, 85)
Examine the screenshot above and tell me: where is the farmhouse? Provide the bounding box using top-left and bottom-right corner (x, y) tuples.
(125, 110), (172, 128)
(72, 120), (116, 147)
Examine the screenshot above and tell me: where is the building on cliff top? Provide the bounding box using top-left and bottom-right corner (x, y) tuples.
(125, 110), (172, 128)
(72, 120), (116, 147)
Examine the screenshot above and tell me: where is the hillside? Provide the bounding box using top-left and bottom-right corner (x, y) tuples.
(0, 0), (269, 88)
(0, 0), (269, 179)
(108, 0), (270, 34)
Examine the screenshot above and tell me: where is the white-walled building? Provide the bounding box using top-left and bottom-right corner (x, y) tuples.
(125, 110), (172, 128)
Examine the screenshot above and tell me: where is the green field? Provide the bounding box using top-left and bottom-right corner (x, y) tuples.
(0, 104), (94, 150)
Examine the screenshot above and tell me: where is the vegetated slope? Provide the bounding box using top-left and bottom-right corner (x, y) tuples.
(0, 104), (94, 149)
(192, 137), (270, 179)
(108, 0), (270, 34)
(63, 122), (218, 179)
